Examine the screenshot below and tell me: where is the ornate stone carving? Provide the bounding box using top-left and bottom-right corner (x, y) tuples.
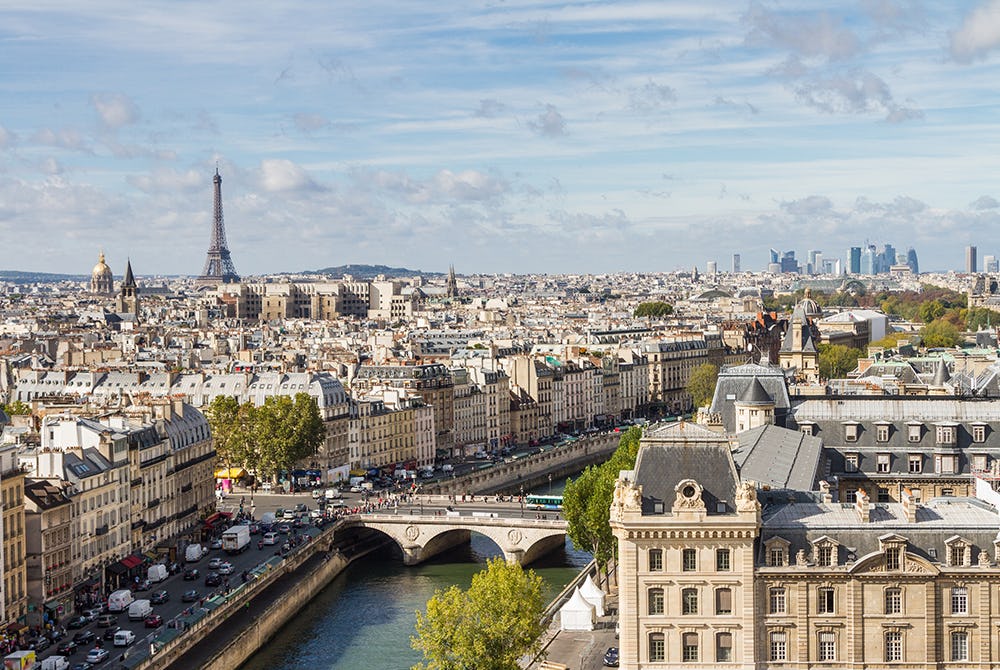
(405, 525), (420, 541)
(736, 480), (760, 512)
(624, 480), (643, 511)
(673, 479), (706, 511)
(508, 529), (523, 545)
(980, 551), (992, 568)
(796, 549), (808, 567)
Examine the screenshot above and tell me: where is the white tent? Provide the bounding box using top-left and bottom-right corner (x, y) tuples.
(559, 586), (596, 631)
(579, 573), (605, 617)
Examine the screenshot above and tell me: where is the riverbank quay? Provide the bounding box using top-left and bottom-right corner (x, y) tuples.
(523, 561), (618, 670)
(424, 433), (618, 497)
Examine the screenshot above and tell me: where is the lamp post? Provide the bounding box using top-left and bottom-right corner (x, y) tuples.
(519, 485), (524, 518)
(548, 473), (553, 495)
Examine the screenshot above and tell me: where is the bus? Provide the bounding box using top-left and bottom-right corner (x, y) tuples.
(526, 494), (563, 511)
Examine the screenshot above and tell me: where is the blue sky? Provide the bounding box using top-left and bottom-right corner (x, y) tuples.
(3, 1), (1000, 277)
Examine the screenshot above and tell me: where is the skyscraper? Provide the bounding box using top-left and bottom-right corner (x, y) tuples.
(732, 253), (741, 274)
(967, 245), (978, 273)
(984, 255), (998, 273)
(847, 247), (861, 274)
(706, 260), (718, 276)
(769, 248), (780, 265)
(906, 247), (919, 275)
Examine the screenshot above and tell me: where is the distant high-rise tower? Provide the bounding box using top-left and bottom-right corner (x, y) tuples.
(198, 169), (240, 283)
(732, 253), (741, 274)
(985, 255), (998, 273)
(967, 245), (978, 273)
(906, 247), (919, 275)
(847, 247), (861, 274)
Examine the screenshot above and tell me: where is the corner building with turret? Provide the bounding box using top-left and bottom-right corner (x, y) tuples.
(613, 420), (1000, 668)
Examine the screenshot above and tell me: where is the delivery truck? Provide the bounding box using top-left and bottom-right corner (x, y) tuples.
(3, 651), (35, 670)
(185, 543), (205, 562)
(222, 525), (251, 554)
(40, 657), (68, 670)
(147, 563), (168, 583)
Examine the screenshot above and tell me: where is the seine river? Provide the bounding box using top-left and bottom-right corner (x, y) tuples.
(241, 479), (590, 670)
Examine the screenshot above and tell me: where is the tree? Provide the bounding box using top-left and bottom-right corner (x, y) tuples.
(818, 343), (863, 379)
(1, 400), (31, 416)
(205, 396), (259, 468)
(921, 319), (961, 348)
(634, 301), (673, 318)
(255, 393), (326, 481)
(686, 363), (718, 408)
(412, 557), (545, 670)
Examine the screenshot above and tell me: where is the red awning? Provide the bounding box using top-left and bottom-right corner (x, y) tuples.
(121, 555), (143, 569)
(203, 512), (222, 526)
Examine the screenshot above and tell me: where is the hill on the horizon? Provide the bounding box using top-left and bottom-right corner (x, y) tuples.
(307, 264), (440, 279)
(0, 270), (87, 284)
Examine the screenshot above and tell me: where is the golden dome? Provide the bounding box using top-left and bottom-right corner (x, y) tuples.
(90, 251), (114, 294)
(92, 251), (112, 278)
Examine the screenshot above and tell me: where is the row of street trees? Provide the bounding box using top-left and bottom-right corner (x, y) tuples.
(206, 393), (326, 482)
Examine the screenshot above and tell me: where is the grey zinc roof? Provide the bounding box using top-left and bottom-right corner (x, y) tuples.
(732, 425), (822, 491)
(759, 497), (1000, 567)
(710, 363), (791, 433)
(739, 377), (773, 404)
(635, 421), (740, 515)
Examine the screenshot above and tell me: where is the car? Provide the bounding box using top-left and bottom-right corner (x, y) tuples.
(103, 626), (120, 641)
(181, 589), (199, 603)
(94, 613), (117, 628)
(66, 615), (90, 629)
(86, 648), (110, 663)
(113, 629), (135, 647)
(73, 630), (96, 646)
(82, 606), (104, 619)
(248, 523), (261, 534)
(277, 524), (291, 534)
(218, 561), (234, 575)
(262, 532), (278, 546)
(294, 503), (307, 513)
(57, 640), (79, 655)
(183, 568), (200, 580)
(167, 561), (182, 574)
(311, 489), (322, 499)
(29, 636), (51, 651)
(208, 557), (223, 569)
(603, 646), (619, 667)
(150, 589), (169, 605)
(205, 572), (222, 587)
(144, 614), (163, 628)
(69, 663), (93, 670)
(349, 485), (362, 493)
(132, 579), (151, 592)
(209, 538), (223, 550)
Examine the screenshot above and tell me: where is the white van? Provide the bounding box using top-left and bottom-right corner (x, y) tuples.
(147, 564), (168, 583)
(127, 599), (152, 621)
(262, 532), (278, 546)
(113, 630), (135, 647)
(107, 589), (134, 613)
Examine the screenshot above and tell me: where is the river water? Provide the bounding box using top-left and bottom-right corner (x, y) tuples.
(241, 478), (589, 670)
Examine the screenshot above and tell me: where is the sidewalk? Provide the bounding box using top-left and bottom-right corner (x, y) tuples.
(526, 595), (618, 670)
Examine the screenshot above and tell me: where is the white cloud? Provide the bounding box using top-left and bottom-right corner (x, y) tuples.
(90, 93), (139, 131)
(950, 0), (1000, 62)
(970, 195), (1000, 209)
(744, 5), (862, 61)
(529, 104), (567, 137)
(257, 159), (321, 193)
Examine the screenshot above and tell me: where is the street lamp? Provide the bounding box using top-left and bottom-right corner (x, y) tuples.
(519, 485), (524, 518)
(548, 473), (553, 495)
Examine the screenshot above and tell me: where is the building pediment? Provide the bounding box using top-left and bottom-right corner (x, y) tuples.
(849, 551), (939, 576)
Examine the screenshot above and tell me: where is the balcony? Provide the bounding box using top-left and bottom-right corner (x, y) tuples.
(146, 498), (160, 510)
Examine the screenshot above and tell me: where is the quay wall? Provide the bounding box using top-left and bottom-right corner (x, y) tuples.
(425, 433), (619, 496)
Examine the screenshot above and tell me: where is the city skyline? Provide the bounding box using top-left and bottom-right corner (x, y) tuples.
(3, 1), (1000, 276)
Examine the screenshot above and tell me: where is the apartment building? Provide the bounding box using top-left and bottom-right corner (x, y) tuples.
(24, 479), (74, 623)
(0, 443), (27, 628)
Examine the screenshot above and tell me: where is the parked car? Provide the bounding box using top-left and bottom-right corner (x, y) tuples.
(73, 630), (96, 646)
(205, 572), (222, 587)
(208, 558), (223, 569)
(144, 614), (163, 628)
(603, 647), (619, 667)
(150, 590), (169, 605)
(181, 589), (199, 603)
(95, 613), (117, 628)
(66, 615), (89, 629)
(29, 635), (51, 651)
(218, 561), (234, 575)
(183, 568), (200, 580)
(82, 606), (104, 619)
(86, 648), (110, 664)
(131, 579), (151, 592)
(57, 640), (78, 655)
(103, 626), (120, 641)
(209, 538), (223, 550)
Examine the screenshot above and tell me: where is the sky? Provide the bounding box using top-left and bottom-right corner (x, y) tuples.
(3, 1), (1000, 277)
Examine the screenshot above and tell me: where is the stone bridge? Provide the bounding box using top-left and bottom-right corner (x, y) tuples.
(344, 513), (568, 566)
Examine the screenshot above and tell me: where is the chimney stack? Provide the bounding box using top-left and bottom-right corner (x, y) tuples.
(901, 487), (917, 523)
(855, 488), (870, 523)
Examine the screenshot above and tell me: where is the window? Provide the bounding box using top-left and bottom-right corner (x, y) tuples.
(886, 547), (901, 571)
(907, 423), (921, 442)
(936, 425), (956, 445)
(682, 632), (699, 662)
(716, 588), (733, 615)
(951, 586), (968, 615)
(769, 587), (786, 614)
(818, 587), (835, 614)
(649, 633), (665, 662)
(845, 424), (859, 442)
(877, 424), (890, 442)
(877, 453), (891, 473)
(885, 631), (902, 662)
(817, 545), (834, 567)
(716, 548), (731, 571)
(682, 588), (698, 615)
(649, 548), (663, 571)
(936, 455), (957, 474)
(845, 488), (857, 503)
(908, 454), (922, 473)
(950, 545), (967, 567)
(769, 547), (785, 567)
(951, 631), (968, 661)
(878, 487), (891, 503)
(973, 454), (988, 472)
(683, 548), (697, 571)
(716, 632), (733, 662)
(770, 631), (787, 661)
(973, 425), (987, 443)
(885, 588), (902, 615)
(648, 588), (664, 615)
(942, 487), (954, 497)
(845, 453), (858, 472)
(818, 631), (836, 662)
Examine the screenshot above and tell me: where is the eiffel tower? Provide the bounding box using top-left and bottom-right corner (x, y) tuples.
(198, 168), (240, 283)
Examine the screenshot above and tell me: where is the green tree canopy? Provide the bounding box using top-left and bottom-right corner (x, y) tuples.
(634, 301), (673, 318)
(206, 396), (259, 468)
(966, 307), (1000, 332)
(255, 393), (326, 480)
(1, 400), (31, 416)
(412, 557), (545, 670)
(817, 343), (863, 379)
(563, 427), (641, 566)
(921, 319), (961, 348)
(686, 363), (718, 408)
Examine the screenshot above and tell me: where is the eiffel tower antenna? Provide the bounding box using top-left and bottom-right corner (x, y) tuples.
(198, 168), (240, 283)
